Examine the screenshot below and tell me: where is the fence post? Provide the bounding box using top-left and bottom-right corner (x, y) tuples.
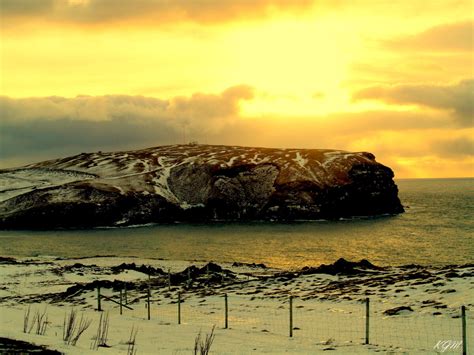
(224, 294), (228, 329)
(462, 305), (467, 355)
(120, 289), (123, 315)
(124, 285), (128, 305)
(97, 286), (102, 312)
(289, 295), (293, 338)
(365, 297), (370, 345)
(178, 292), (181, 325)
(147, 274), (151, 320)
(168, 269), (171, 291)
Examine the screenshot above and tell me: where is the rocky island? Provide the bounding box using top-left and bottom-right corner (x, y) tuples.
(0, 144), (403, 229)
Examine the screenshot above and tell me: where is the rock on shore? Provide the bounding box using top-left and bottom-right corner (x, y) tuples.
(0, 144), (403, 228)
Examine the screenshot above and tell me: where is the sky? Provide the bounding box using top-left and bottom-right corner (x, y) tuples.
(0, 0), (473, 178)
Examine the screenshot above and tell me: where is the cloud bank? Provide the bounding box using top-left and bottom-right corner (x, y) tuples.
(383, 21), (473, 52)
(1, 85), (253, 124)
(1, 85), (472, 177)
(434, 137), (474, 157)
(0, 0), (315, 25)
(0, 86), (254, 165)
(353, 79), (474, 126)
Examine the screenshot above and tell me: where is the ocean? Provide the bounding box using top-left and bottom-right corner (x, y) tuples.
(0, 178), (472, 269)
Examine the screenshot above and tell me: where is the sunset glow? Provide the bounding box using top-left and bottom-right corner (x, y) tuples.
(1, 0), (473, 177)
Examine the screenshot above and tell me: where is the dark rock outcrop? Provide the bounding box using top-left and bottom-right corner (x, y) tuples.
(0, 337), (62, 354)
(110, 263), (165, 276)
(0, 144), (403, 229)
(383, 306), (414, 316)
(301, 258), (383, 275)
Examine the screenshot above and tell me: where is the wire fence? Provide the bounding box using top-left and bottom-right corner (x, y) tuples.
(95, 287), (472, 353)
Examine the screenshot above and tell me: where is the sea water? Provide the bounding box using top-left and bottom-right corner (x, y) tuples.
(0, 178), (472, 269)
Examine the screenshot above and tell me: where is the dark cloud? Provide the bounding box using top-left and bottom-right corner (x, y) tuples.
(349, 54), (472, 87)
(3, 0), (466, 26)
(0, 85), (254, 124)
(383, 21), (473, 52)
(433, 137), (474, 157)
(1, 117), (176, 157)
(324, 110), (452, 133)
(0, 86), (254, 166)
(0, 0), (314, 25)
(352, 79), (474, 126)
(0, 0), (55, 15)
(0, 86), (467, 172)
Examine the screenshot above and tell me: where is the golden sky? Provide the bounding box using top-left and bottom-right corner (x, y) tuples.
(1, 0), (473, 177)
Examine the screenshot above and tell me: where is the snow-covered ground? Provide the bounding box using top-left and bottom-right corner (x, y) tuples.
(1, 144), (375, 205)
(0, 256), (472, 354)
(0, 168), (96, 203)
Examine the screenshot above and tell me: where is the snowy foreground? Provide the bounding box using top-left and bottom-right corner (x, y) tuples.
(0, 256), (472, 354)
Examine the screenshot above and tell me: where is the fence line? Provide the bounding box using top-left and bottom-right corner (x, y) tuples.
(95, 286), (471, 353)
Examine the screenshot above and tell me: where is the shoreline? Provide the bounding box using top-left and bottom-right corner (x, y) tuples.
(1, 253), (472, 270)
(0, 212), (402, 232)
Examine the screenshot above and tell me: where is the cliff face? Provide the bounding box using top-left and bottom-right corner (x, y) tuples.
(0, 144), (403, 229)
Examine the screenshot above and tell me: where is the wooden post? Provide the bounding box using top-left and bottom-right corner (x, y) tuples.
(97, 286), (102, 312)
(147, 287), (151, 320)
(289, 296), (293, 338)
(100, 294), (133, 310)
(124, 285), (127, 305)
(120, 289), (123, 315)
(168, 269), (171, 291)
(224, 294), (228, 329)
(462, 305), (467, 355)
(178, 292), (181, 325)
(147, 274), (151, 320)
(365, 297), (370, 345)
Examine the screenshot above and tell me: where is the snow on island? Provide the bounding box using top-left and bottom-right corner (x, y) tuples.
(0, 144), (404, 229)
